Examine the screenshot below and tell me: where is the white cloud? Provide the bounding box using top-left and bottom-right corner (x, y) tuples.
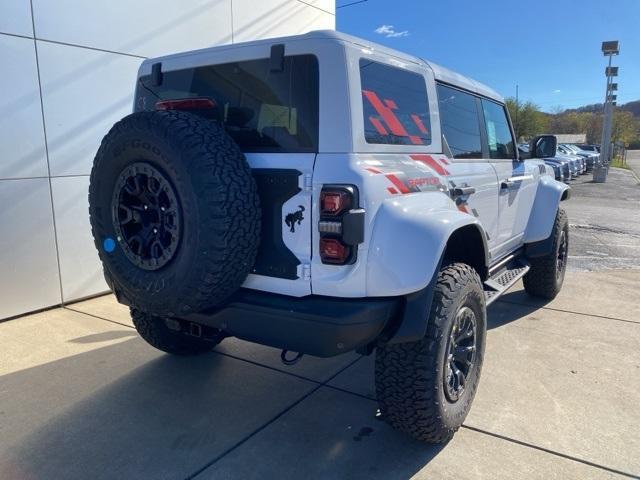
(374, 24), (409, 38)
(553, 89), (561, 94)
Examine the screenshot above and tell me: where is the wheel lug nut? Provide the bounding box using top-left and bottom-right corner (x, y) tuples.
(143, 205), (148, 210)
(153, 228), (158, 234)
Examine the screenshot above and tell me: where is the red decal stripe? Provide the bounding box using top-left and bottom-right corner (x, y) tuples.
(387, 186), (399, 194)
(411, 114), (429, 134)
(384, 99), (398, 110)
(362, 90), (409, 138)
(369, 116), (388, 135)
(439, 157), (450, 165)
(408, 135), (424, 145)
(457, 204), (470, 214)
(385, 174), (411, 194)
(366, 167), (382, 174)
(410, 154), (450, 176)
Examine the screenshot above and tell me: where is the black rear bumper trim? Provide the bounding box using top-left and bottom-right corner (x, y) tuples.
(177, 289), (400, 357)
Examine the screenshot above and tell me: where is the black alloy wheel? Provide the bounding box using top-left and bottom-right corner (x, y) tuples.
(556, 230), (568, 280)
(444, 306), (477, 402)
(112, 162), (181, 271)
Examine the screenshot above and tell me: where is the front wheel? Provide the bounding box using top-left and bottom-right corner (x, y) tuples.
(375, 263), (487, 443)
(523, 208), (569, 300)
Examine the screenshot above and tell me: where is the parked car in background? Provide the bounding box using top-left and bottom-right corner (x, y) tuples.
(558, 145), (586, 174)
(560, 144), (599, 172)
(543, 158), (567, 182)
(576, 144), (599, 153)
(521, 142), (572, 181)
(574, 144), (602, 170)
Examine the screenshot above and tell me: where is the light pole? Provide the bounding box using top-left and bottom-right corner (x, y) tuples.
(594, 41), (620, 182)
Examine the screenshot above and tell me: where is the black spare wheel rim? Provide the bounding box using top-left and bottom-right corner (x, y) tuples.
(444, 305), (477, 402)
(112, 162), (181, 270)
(556, 230), (568, 280)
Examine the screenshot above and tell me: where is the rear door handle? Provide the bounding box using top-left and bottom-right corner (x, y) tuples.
(451, 186), (476, 197)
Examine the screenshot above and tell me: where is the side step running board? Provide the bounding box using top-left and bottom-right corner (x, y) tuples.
(484, 260), (530, 306)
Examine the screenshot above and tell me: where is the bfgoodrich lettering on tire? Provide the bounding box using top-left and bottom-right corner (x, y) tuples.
(375, 263), (486, 443)
(89, 111), (260, 316)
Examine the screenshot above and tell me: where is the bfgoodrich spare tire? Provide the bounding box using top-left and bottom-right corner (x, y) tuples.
(89, 110), (260, 316)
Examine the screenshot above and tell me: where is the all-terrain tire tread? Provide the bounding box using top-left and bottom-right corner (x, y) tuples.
(89, 111), (260, 315)
(523, 208), (568, 299)
(375, 263), (485, 443)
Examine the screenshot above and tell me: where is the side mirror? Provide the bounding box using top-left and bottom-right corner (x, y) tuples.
(529, 135), (557, 159)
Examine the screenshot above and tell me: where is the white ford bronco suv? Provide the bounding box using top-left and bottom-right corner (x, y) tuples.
(89, 31), (570, 443)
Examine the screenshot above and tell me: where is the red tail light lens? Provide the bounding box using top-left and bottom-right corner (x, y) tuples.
(155, 97), (216, 111)
(319, 238), (350, 264)
(320, 190), (352, 215)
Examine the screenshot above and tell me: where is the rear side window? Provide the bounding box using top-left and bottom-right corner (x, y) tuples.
(359, 59), (431, 146)
(481, 99), (515, 159)
(436, 84), (482, 159)
(135, 55), (319, 153)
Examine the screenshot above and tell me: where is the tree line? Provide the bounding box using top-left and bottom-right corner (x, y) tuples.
(505, 97), (640, 148)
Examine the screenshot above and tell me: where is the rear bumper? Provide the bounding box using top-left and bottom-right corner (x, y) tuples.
(179, 289), (400, 357)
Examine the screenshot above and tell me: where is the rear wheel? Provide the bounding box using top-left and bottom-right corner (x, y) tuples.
(375, 263), (486, 443)
(131, 308), (224, 356)
(523, 208), (568, 300)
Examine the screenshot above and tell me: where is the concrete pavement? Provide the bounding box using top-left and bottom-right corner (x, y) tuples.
(1, 270), (639, 480)
(1, 162), (640, 479)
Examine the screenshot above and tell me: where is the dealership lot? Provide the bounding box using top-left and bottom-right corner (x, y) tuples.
(1, 167), (639, 480)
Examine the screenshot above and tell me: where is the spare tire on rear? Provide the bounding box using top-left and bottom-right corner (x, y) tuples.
(89, 110), (260, 316)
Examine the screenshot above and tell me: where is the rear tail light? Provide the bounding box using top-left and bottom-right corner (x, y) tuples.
(320, 190), (352, 215)
(155, 97), (216, 111)
(318, 186), (364, 265)
(319, 238), (350, 264)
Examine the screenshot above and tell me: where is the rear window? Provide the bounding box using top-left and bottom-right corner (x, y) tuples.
(359, 59), (431, 146)
(135, 55), (319, 153)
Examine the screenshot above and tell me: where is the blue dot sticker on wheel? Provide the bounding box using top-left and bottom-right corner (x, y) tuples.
(103, 237), (116, 253)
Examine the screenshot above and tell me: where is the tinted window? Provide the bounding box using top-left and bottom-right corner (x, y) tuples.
(436, 84), (482, 159)
(135, 55), (319, 152)
(481, 99), (515, 159)
(360, 59), (431, 146)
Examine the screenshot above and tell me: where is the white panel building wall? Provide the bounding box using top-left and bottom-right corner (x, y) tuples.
(0, 0), (335, 319)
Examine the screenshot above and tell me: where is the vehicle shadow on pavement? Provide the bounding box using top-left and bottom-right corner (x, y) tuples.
(487, 294), (549, 330)
(0, 338), (445, 480)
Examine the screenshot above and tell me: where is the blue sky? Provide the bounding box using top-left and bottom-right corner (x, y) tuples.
(337, 0), (640, 112)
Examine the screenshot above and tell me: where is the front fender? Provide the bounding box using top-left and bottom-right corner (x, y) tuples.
(366, 193), (484, 296)
(523, 176), (570, 244)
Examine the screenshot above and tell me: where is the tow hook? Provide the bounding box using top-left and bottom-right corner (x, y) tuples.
(281, 349), (304, 366)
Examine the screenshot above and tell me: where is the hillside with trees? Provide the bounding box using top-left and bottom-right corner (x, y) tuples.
(506, 98), (640, 148)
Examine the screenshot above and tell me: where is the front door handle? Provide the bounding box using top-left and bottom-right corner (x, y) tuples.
(500, 180), (515, 189)
(451, 186), (476, 197)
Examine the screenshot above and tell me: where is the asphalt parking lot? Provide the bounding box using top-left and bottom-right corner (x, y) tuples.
(563, 154), (640, 271)
(1, 162), (639, 480)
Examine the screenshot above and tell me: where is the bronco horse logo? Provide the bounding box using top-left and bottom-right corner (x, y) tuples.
(285, 205), (305, 233)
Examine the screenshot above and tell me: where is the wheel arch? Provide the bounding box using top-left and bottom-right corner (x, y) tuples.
(366, 193), (490, 297)
(441, 224), (489, 281)
(366, 195), (490, 345)
(524, 175), (570, 244)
